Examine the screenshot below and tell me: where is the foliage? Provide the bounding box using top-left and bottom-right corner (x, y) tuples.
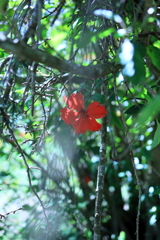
(0, 0), (160, 240)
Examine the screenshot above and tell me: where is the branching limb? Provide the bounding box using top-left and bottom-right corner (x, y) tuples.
(0, 207), (24, 220)
(4, 125), (50, 240)
(113, 75), (141, 240)
(94, 85), (107, 240)
(0, 38), (120, 79)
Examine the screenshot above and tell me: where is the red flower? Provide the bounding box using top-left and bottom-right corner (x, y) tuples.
(60, 92), (107, 134)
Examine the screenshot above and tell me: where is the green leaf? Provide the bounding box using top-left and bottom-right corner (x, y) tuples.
(128, 45), (146, 85)
(137, 95), (160, 126)
(151, 120), (160, 149)
(147, 45), (160, 70)
(85, 139), (95, 147)
(0, 50), (4, 57)
(23, 204), (33, 211)
(91, 93), (105, 103)
(0, 0), (8, 12)
(7, 9), (14, 17)
(134, 42), (146, 57)
(153, 40), (160, 49)
(92, 146), (100, 155)
(78, 28), (115, 48)
(111, 111), (125, 131)
(125, 104), (145, 115)
(91, 28), (115, 42)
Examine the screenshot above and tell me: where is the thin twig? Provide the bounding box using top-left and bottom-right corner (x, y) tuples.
(1, 130), (61, 239)
(0, 207), (24, 220)
(93, 84), (107, 240)
(31, 62), (38, 116)
(6, 125), (50, 240)
(113, 75), (141, 240)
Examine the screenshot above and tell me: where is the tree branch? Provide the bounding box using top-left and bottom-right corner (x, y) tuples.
(0, 207), (24, 219)
(94, 85), (108, 240)
(113, 75), (141, 240)
(0, 38), (120, 79)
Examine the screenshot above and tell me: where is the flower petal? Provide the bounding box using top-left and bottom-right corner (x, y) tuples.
(86, 118), (102, 131)
(72, 113), (88, 134)
(72, 113), (102, 134)
(86, 101), (107, 119)
(66, 92), (84, 111)
(60, 108), (78, 124)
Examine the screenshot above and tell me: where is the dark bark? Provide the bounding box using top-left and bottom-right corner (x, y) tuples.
(0, 38), (120, 79)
